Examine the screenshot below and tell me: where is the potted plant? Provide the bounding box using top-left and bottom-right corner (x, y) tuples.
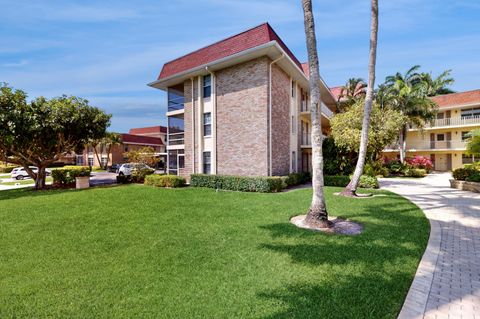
(74, 167), (91, 189)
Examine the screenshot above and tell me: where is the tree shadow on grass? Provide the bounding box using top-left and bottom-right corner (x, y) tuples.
(258, 272), (410, 319)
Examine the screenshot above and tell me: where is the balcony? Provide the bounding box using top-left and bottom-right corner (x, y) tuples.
(301, 133), (311, 147)
(410, 116), (480, 130)
(384, 140), (466, 151)
(168, 133), (184, 146)
(300, 102), (334, 119)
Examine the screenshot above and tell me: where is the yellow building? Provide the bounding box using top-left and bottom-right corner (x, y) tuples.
(383, 89), (480, 171)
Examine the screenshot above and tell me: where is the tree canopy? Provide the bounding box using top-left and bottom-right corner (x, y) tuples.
(330, 99), (405, 160)
(0, 84), (111, 189)
(466, 129), (480, 157)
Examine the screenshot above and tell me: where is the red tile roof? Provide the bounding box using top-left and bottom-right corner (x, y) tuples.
(121, 134), (164, 146)
(129, 126), (167, 135)
(430, 89), (480, 108)
(329, 86), (343, 101)
(158, 23), (302, 80)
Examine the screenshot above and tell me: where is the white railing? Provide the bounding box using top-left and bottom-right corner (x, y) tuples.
(407, 140), (466, 150)
(300, 102), (334, 119)
(301, 133), (311, 146)
(411, 116), (480, 129)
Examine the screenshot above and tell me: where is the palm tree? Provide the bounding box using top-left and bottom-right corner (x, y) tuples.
(103, 132), (121, 169)
(340, 0), (379, 197)
(385, 77), (437, 162)
(86, 137), (102, 168)
(301, 0), (330, 228)
(385, 65), (422, 87)
(338, 78), (367, 112)
(420, 70), (455, 96)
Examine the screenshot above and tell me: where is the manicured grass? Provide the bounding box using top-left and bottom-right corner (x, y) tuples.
(0, 185), (429, 318)
(0, 177), (53, 186)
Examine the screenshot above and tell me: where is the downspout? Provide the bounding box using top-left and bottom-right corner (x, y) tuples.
(268, 54), (284, 176)
(205, 66), (216, 174)
(191, 77), (195, 173)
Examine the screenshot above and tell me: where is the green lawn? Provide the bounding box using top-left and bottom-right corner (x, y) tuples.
(0, 185), (429, 318)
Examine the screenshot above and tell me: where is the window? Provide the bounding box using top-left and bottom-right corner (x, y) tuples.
(167, 84), (185, 111)
(436, 112), (444, 119)
(203, 75), (211, 99)
(168, 149), (184, 175)
(291, 81), (295, 97)
(292, 151), (296, 171)
(462, 154), (474, 164)
(203, 113), (212, 137)
(124, 146), (129, 152)
(88, 157), (94, 166)
(461, 107), (480, 119)
(101, 157), (108, 167)
(203, 152), (211, 174)
(462, 131), (471, 141)
(291, 116), (295, 134)
(76, 155), (84, 166)
(168, 116), (185, 145)
(437, 134), (445, 141)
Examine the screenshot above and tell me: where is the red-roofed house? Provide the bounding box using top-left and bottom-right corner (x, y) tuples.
(129, 125), (167, 140)
(148, 23), (336, 178)
(76, 130), (166, 169)
(383, 89), (480, 170)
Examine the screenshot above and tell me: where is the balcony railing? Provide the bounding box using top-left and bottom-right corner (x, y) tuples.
(168, 133), (184, 146)
(301, 133), (311, 146)
(384, 140), (466, 151)
(300, 102), (334, 118)
(411, 116), (480, 129)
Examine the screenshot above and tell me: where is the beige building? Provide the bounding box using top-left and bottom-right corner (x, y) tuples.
(148, 23), (336, 179)
(383, 89), (480, 171)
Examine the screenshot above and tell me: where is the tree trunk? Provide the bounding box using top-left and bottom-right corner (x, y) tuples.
(34, 167), (47, 190)
(399, 125), (407, 163)
(341, 0), (379, 197)
(93, 145), (101, 169)
(301, 0), (330, 228)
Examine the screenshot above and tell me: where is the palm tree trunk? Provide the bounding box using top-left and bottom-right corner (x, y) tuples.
(93, 145), (101, 168)
(341, 0), (379, 197)
(399, 125), (407, 163)
(301, 0), (329, 228)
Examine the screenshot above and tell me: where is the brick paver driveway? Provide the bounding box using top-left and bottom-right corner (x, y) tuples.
(381, 173), (480, 319)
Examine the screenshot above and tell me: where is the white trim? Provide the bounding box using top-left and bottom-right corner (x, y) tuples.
(166, 109), (185, 117)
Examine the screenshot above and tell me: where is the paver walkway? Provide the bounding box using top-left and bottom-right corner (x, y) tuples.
(381, 173), (480, 319)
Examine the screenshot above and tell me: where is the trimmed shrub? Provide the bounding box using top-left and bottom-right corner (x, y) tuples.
(324, 175), (350, 187)
(116, 175), (131, 184)
(0, 165), (16, 173)
(324, 175), (379, 189)
(466, 172), (480, 182)
(359, 175), (379, 189)
(452, 168), (477, 181)
(52, 166), (91, 186)
(190, 174), (284, 193)
(145, 174), (186, 188)
(404, 168), (427, 178)
(131, 167), (155, 183)
(284, 172), (311, 187)
(464, 161), (480, 170)
(364, 162), (389, 177)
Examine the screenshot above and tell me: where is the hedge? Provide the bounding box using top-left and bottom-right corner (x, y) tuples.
(52, 166), (91, 186)
(0, 165), (16, 173)
(404, 168), (427, 178)
(190, 174), (284, 193)
(144, 174), (186, 188)
(453, 167), (480, 182)
(284, 172), (311, 187)
(324, 175), (379, 189)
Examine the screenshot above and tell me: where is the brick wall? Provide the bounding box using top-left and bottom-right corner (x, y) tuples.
(216, 57), (269, 176)
(271, 63), (291, 176)
(183, 78), (195, 180)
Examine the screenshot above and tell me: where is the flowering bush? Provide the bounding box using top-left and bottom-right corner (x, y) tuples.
(405, 156), (433, 172)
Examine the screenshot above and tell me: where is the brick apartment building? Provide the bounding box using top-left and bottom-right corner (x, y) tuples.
(148, 23), (336, 179)
(76, 126), (167, 168)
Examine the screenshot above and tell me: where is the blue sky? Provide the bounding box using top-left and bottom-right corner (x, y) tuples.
(1, 0), (479, 132)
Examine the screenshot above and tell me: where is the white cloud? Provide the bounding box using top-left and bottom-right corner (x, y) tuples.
(1, 59), (29, 67)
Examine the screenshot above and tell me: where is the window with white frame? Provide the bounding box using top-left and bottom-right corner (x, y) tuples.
(291, 116), (295, 134)
(462, 154), (474, 164)
(291, 81), (295, 98)
(203, 152), (211, 174)
(88, 157), (94, 166)
(76, 155), (84, 166)
(437, 134), (445, 141)
(101, 157), (108, 167)
(292, 151), (296, 171)
(203, 113), (212, 137)
(203, 75), (211, 99)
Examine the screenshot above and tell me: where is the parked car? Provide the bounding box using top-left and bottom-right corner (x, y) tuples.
(118, 163), (152, 176)
(108, 164), (120, 173)
(11, 167), (52, 180)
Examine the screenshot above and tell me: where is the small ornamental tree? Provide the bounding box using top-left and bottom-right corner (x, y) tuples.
(331, 100), (405, 161)
(0, 85), (111, 189)
(123, 146), (159, 167)
(466, 129), (480, 157)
